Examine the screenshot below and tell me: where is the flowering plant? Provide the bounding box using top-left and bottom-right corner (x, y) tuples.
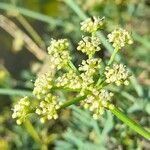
(12, 17), (150, 140)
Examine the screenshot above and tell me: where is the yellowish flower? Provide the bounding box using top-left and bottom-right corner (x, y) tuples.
(12, 96), (30, 125)
(81, 90), (114, 119)
(35, 94), (62, 123)
(80, 16), (104, 33)
(56, 70), (82, 90)
(77, 36), (101, 57)
(33, 72), (54, 99)
(48, 39), (71, 69)
(105, 64), (130, 86)
(107, 28), (133, 50)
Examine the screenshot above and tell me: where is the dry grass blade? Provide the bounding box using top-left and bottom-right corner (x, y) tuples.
(0, 14), (46, 61)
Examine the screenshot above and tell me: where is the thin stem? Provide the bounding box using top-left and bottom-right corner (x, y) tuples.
(60, 95), (86, 109)
(96, 75), (105, 87)
(52, 86), (80, 93)
(111, 107), (150, 140)
(0, 88), (33, 97)
(96, 48), (118, 86)
(68, 61), (78, 73)
(107, 49), (118, 66)
(59, 94), (150, 140)
(24, 119), (41, 144)
(64, 0), (87, 20)
(96, 49), (118, 86)
(0, 87), (79, 97)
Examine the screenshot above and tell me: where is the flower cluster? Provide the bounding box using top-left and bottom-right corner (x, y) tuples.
(107, 28), (133, 50)
(56, 58), (101, 94)
(56, 70), (82, 90)
(12, 96), (31, 125)
(79, 58), (101, 94)
(104, 64), (130, 86)
(80, 16), (104, 33)
(77, 36), (101, 57)
(35, 94), (62, 123)
(81, 90), (114, 119)
(79, 58), (101, 75)
(12, 16), (133, 124)
(78, 17), (104, 57)
(33, 72), (54, 99)
(48, 39), (71, 69)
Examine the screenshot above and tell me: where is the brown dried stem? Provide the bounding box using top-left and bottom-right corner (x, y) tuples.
(0, 14), (46, 61)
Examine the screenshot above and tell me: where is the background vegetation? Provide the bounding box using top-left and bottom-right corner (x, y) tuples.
(0, 0), (149, 149)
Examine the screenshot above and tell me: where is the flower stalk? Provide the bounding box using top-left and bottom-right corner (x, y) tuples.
(107, 48), (118, 65)
(24, 119), (41, 144)
(59, 96), (150, 140)
(60, 95), (86, 109)
(10, 14), (149, 141)
(111, 107), (150, 140)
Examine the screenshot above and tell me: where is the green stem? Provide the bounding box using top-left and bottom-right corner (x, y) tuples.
(64, 0), (87, 20)
(96, 75), (105, 87)
(60, 95), (150, 140)
(0, 88), (33, 97)
(24, 119), (41, 144)
(107, 49), (118, 65)
(52, 86), (80, 93)
(96, 48), (118, 86)
(0, 87), (79, 97)
(68, 61), (78, 73)
(60, 95), (86, 109)
(111, 107), (150, 140)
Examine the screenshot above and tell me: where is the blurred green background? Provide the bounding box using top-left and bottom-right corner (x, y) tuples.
(0, 0), (150, 149)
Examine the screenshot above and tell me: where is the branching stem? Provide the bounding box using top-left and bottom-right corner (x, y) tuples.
(60, 96), (150, 140)
(111, 107), (150, 140)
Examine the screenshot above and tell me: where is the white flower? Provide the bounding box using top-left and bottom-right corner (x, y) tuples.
(48, 39), (69, 52)
(77, 36), (101, 57)
(56, 70), (82, 90)
(80, 16), (104, 33)
(79, 58), (101, 75)
(105, 64), (130, 86)
(35, 94), (62, 123)
(12, 96), (30, 125)
(79, 58), (101, 93)
(81, 90), (114, 119)
(48, 39), (71, 69)
(107, 28), (133, 50)
(33, 72), (54, 99)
